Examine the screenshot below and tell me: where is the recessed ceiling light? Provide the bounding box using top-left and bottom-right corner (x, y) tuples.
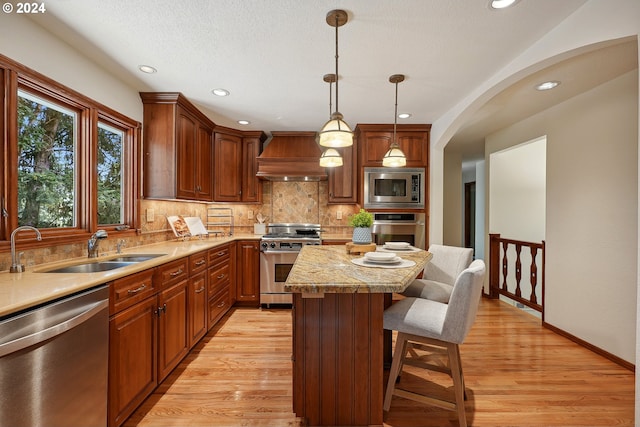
(237, 120), (250, 125)
(489, 0), (519, 9)
(398, 113), (412, 119)
(138, 65), (157, 74)
(212, 88), (230, 97)
(535, 81), (561, 91)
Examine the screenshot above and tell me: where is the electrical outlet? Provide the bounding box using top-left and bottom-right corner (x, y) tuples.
(337, 211), (342, 220)
(247, 210), (254, 219)
(146, 208), (155, 222)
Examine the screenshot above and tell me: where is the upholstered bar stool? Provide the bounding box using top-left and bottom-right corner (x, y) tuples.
(402, 244), (473, 303)
(383, 259), (486, 427)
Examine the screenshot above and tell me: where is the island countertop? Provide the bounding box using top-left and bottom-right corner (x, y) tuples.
(284, 244), (432, 294)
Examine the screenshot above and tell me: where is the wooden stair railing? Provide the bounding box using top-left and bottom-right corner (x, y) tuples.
(489, 233), (544, 314)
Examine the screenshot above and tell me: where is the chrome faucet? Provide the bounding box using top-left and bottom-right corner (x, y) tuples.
(10, 226), (42, 273)
(88, 230), (108, 258)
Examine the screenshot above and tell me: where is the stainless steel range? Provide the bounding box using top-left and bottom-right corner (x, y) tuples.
(259, 223), (322, 307)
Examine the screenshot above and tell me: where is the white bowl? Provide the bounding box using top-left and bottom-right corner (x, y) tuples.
(364, 251), (397, 261)
(384, 241), (411, 249)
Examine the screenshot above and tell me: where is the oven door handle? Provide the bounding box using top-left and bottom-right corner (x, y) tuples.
(261, 250), (302, 255)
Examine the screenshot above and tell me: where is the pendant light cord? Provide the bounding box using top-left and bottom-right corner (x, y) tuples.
(334, 13), (339, 115)
(393, 81), (399, 146)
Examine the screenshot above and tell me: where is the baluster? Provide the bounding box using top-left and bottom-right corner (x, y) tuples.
(530, 246), (538, 305)
(514, 244), (522, 297)
(501, 241), (509, 291)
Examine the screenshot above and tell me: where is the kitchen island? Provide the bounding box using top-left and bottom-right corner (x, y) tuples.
(285, 245), (431, 427)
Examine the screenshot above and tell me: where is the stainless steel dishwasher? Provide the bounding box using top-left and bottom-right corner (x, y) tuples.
(0, 285), (109, 427)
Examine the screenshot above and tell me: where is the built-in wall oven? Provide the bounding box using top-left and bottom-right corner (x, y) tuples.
(259, 223), (322, 307)
(371, 212), (426, 249)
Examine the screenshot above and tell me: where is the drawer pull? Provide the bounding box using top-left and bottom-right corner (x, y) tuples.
(217, 301), (226, 308)
(195, 260), (206, 266)
(127, 284), (147, 294)
(195, 287), (205, 293)
(217, 251), (225, 256)
(217, 274), (226, 280)
(169, 268), (183, 277)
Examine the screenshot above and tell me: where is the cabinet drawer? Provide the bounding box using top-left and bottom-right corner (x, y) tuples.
(208, 245), (230, 266)
(189, 251), (208, 274)
(110, 269), (156, 314)
(155, 257), (189, 288)
(208, 263), (230, 297)
(208, 287), (230, 327)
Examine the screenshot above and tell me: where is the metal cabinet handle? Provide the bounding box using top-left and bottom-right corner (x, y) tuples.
(155, 303), (167, 316)
(169, 268), (183, 277)
(217, 274), (226, 279)
(217, 301), (226, 308)
(127, 284), (147, 294)
(217, 251), (225, 257)
(195, 260), (206, 266)
(195, 287), (205, 294)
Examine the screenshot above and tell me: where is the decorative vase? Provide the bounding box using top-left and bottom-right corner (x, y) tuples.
(352, 227), (372, 245)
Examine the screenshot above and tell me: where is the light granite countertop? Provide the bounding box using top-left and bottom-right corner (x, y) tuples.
(0, 234), (261, 318)
(284, 245), (432, 294)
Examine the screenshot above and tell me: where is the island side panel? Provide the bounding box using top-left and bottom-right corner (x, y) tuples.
(292, 293), (384, 427)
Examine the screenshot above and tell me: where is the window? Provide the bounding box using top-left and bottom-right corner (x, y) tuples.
(0, 53), (140, 246)
(17, 90), (78, 228)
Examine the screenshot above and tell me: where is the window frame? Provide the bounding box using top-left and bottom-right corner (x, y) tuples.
(1, 54), (141, 249)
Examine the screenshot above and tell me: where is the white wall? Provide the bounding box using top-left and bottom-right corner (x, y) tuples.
(0, 14), (143, 122)
(486, 71), (638, 364)
(489, 137), (546, 243)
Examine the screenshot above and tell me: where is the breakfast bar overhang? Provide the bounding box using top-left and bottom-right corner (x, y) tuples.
(285, 245), (432, 427)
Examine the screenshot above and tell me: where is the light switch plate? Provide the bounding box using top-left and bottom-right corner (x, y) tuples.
(337, 211), (342, 220)
(146, 208), (155, 222)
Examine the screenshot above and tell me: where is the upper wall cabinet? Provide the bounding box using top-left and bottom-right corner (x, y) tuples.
(327, 142), (358, 204)
(214, 127), (266, 203)
(356, 124), (431, 168)
(140, 92), (214, 201)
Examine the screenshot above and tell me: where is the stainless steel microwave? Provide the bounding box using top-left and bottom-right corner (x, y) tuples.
(363, 167), (425, 209)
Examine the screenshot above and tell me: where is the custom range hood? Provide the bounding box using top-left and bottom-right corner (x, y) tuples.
(256, 131), (328, 181)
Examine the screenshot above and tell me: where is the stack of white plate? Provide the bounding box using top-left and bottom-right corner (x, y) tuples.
(383, 241), (412, 250)
(364, 251), (401, 264)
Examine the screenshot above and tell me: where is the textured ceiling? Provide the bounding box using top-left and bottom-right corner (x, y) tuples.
(27, 0), (635, 162)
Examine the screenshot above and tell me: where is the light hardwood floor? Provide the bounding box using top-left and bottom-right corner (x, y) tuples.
(124, 298), (635, 427)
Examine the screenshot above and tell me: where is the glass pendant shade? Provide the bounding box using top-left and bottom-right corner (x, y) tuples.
(382, 144), (407, 167)
(319, 148), (343, 167)
(318, 112), (353, 148)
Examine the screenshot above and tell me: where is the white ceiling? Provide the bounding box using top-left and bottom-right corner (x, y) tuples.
(29, 0), (637, 162)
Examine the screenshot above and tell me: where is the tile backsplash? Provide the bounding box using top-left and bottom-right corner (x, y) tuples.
(0, 181), (359, 271)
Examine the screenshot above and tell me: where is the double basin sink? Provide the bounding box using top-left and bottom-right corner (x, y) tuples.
(39, 254), (167, 273)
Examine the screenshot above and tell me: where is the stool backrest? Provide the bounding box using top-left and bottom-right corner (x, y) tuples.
(440, 259), (486, 344)
(424, 244), (474, 286)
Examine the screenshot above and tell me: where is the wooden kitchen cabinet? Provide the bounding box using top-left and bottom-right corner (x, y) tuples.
(235, 240), (260, 306)
(140, 92), (214, 201)
(327, 142), (357, 204)
(155, 258), (190, 382)
(356, 124), (430, 168)
(208, 243), (234, 327)
(188, 252), (208, 347)
(213, 128), (266, 203)
(108, 271), (158, 427)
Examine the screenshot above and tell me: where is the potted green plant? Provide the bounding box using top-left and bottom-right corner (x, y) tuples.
(348, 209), (374, 244)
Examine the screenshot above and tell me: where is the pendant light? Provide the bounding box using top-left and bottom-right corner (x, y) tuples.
(319, 74), (343, 167)
(382, 74), (407, 168)
(317, 9), (353, 148)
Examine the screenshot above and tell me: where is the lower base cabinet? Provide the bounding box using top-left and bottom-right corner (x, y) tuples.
(157, 279), (189, 382)
(108, 295), (158, 427)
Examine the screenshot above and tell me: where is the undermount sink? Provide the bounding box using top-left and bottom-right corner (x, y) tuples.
(44, 261), (137, 274)
(107, 254), (167, 263)
(39, 253), (167, 273)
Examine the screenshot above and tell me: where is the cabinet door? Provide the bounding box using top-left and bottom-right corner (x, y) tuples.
(158, 280), (189, 381)
(176, 108), (198, 200)
(360, 130), (429, 167)
(195, 124), (213, 201)
(360, 132), (393, 167)
(328, 144), (357, 204)
(108, 296), (157, 427)
(188, 271), (208, 347)
(396, 131), (429, 167)
(214, 132), (242, 201)
(242, 136), (262, 203)
(235, 240), (259, 305)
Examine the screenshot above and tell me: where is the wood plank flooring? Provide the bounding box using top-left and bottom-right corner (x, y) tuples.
(124, 298), (635, 427)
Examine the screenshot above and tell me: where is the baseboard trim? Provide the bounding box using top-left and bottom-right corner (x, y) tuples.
(542, 321), (635, 372)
